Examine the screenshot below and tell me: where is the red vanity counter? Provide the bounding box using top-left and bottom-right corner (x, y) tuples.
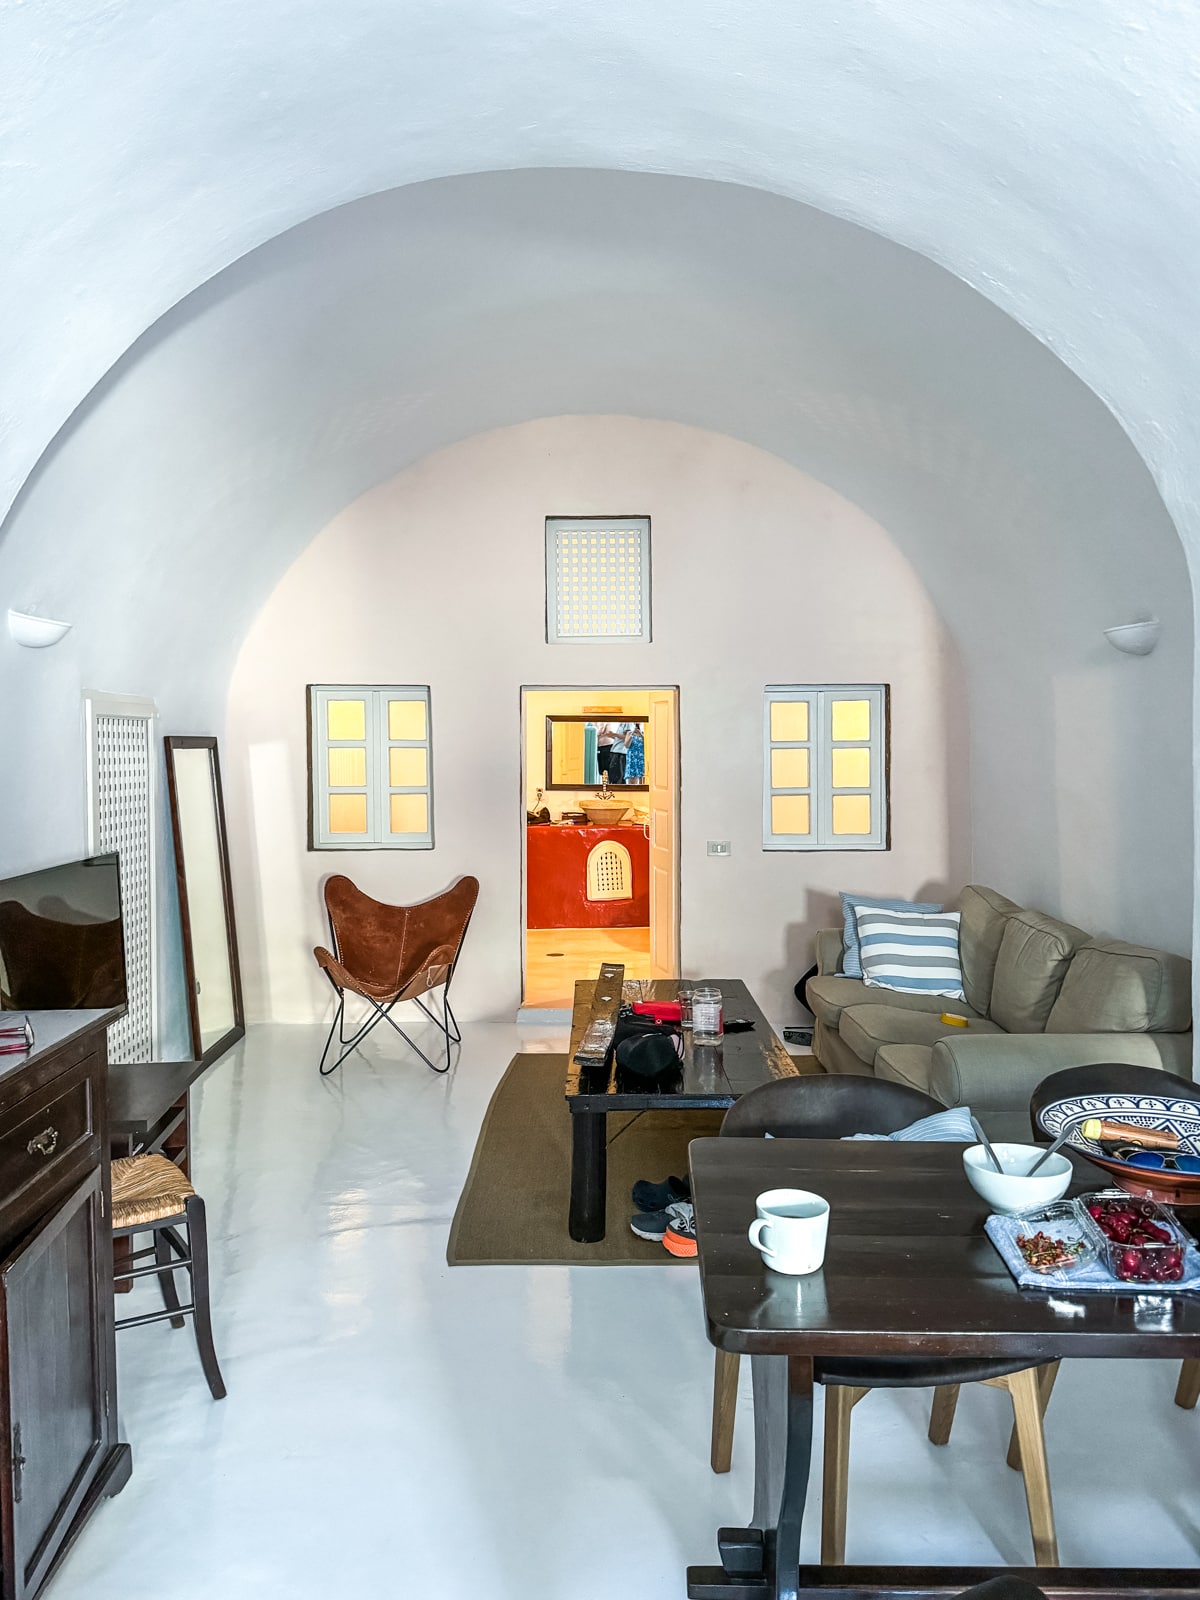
(526, 824), (650, 928)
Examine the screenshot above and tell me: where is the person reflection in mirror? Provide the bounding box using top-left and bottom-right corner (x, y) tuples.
(596, 722), (622, 784)
(598, 726), (633, 787)
(606, 723), (631, 785)
(624, 722), (645, 784)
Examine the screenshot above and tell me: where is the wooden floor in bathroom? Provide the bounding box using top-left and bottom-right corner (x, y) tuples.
(523, 927), (652, 1007)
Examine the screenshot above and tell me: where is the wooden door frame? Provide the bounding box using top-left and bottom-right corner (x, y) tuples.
(519, 685), (680, 1008)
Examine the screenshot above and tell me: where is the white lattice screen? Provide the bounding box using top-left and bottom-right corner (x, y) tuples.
(586, 841), (633, 902)
(92, 712), (155, 1062)
(545, 516), (651, 643)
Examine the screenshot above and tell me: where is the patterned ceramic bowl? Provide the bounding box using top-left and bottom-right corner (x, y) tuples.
(1037, 1092), (1200, 1204)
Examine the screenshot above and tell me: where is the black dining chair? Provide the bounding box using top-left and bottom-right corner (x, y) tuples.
(1030, 1060), (1200, 1416)
(710, 1075), (1059, 1565)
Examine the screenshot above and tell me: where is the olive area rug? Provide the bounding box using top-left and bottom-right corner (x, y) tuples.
(446, 1053), (724, 1265)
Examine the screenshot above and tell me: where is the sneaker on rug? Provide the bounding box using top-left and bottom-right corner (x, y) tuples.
(663, 1201), (697, 1258)
(629, 1208), (672, 1242)
(631, 1175), (690, 1213)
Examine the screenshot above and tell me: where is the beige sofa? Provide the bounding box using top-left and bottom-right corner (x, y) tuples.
(808, 885), (1193, 1140)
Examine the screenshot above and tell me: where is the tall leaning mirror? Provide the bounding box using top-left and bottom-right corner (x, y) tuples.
(165, 737), (245, 1064)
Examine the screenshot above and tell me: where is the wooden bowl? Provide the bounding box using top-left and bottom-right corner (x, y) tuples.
(1037, 1091), (1200, 1205)
(581, 802), (631, 826)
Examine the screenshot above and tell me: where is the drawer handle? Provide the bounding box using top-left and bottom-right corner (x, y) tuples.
(27, 1127), (59, 1158)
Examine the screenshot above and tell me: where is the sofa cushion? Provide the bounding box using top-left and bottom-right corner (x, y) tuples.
(840, 1003), (997, 1069)
(806, 974), (952, 1031)
(990, 910), (1090, 1034)
(839, 892), (943, 978)
(1046, 939), (1192, 1034)
(957, 885), (1021, 1017)
(875, 1044), (941, 1100)
(856, 907), (965, 1000)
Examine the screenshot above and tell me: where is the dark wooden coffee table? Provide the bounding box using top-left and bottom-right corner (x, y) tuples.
(564, 976), (806, 1243)
(686, 1136), (1200, 1600)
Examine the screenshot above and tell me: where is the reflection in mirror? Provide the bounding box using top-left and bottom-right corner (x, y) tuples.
(545, 716), (648, 791)
(165, 737), (245, 1063)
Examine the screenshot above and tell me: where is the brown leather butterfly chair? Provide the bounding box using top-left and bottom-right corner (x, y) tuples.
(313, 875), (479, 1076)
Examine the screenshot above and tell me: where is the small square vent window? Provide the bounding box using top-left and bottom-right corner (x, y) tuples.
(545, 516), (651, 644)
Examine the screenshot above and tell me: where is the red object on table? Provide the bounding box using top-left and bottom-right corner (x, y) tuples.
(632, 1001), (682, 1022)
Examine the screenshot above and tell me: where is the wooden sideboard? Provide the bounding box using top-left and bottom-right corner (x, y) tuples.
(0, 1010), (131, 1599)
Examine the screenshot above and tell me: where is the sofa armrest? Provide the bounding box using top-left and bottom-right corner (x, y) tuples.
(815, 928), (843, 977)
(929, 1032), (1195, 1126)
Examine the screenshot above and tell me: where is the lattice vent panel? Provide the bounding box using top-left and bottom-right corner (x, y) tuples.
(546, 518), (651, 643)
(94, 715), (154, 1062)
(586, 841), (633, 903)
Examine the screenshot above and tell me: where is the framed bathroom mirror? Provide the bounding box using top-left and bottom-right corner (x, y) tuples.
(545, 715), (648, 791)
(164, 737), (245, 1064)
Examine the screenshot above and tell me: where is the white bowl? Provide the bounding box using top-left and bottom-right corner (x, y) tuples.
(963, 1142), (1072, 1214)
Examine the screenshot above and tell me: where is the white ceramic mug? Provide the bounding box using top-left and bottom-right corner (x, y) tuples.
(748, 1188), (830, 1275)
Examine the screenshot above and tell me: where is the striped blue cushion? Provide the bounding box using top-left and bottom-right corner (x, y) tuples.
(853, 905), (965, 1000)
(839, 892), (942, 978)
(843, 1106), (977, 1143)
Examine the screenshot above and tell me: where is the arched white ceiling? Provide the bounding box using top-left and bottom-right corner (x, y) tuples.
(1, 162), (1191, 991)
(0, 167), (1184, 688)
(1, 167), (1190, 926)
(4, 0), (1200, 571)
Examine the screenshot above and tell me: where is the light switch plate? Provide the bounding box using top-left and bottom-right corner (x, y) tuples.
(707, 840), (731, 856)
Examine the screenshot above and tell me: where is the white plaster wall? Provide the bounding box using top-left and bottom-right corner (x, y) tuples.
(1, 174), (1189, 961)
(0, 170), (1190, 1058)
(226, 418), (968, 1026)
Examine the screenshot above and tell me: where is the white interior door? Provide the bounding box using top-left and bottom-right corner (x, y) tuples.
(647, 689), (679, 978)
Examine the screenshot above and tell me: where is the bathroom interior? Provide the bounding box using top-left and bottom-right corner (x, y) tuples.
(522, 687), (677, 1008)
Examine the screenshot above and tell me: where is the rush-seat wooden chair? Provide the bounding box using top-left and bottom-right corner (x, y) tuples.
(313, 875), (479, 1076)
(1176, 1361), (1200, 1409)
(711, 1075), (1060, 1566)
(111, 1153), (226, 1400)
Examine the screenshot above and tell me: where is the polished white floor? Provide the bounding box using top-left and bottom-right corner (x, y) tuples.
(51, 1022), (1200, 1598)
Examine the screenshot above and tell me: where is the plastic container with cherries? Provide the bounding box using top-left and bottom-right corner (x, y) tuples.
(1078, 1189), (1190, 1284)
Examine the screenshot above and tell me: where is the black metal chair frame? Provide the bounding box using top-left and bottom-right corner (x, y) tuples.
(113, 1193), (226, 1400)
(316, 900), (475, 1078)
(318, 974), (462, 1077)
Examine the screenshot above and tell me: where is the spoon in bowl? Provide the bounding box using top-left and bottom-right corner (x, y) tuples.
(1026, 1127), (1072, 1177)
(969, 1113), (1004, 1174)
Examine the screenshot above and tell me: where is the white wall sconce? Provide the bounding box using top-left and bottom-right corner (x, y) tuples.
(8, 608), (73, 649)
(1103, 618), (1160, 656)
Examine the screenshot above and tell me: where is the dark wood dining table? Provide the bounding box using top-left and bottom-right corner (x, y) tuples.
(686, 1136), (1200, 1600)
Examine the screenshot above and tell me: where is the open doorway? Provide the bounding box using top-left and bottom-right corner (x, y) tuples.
(521, 686), (679, 1008)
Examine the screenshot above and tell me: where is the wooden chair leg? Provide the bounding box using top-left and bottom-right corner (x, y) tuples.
(1175, 1359), (1200, 1411)
(928, 1384), (961, 1446)
(113, 1232), (135, 1295)
(184, 1196), (227, 1401)
(155, 1229), (187, 1329)
(711, 1349), (740, 1472)
(1002, 1367), (1058, 1566)
(1007, 1361), (1059, 1470)
(821, 1386), (867, 1564)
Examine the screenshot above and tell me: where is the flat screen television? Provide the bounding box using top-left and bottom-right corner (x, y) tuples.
(0, 852), (128, 1014)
